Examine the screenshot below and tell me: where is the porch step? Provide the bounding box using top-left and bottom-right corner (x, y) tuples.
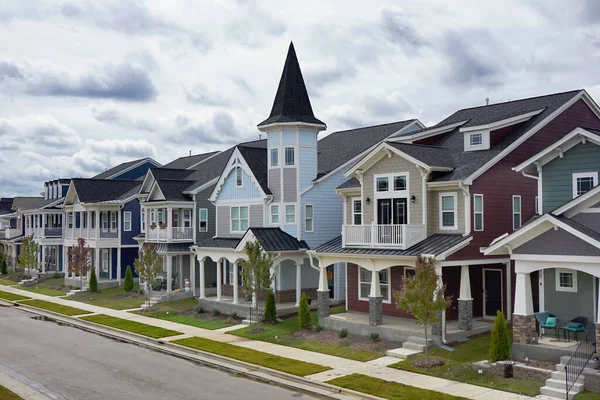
(385, 347), (421, 360)
(66, 289), (84, 296)
(544, 378), (584, 392)
(559, 355), (599, 369)
(539, 385), (578, 400)
(406, 336), (433, 346)
(402, 342), (426, 352)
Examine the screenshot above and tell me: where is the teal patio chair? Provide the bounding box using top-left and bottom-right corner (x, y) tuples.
(535, 311), (558, 339)
(564, 316), (587, 342)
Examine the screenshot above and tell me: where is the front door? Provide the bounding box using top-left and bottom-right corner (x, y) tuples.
(484, 269), (503, 317)
(326, 265), (334, 299)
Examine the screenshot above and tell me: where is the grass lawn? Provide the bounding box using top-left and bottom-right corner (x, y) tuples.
(229, 305), (380, 362)
(18, 299), (92, 316)
(327, 374), (468, 400)
(131, 298), (235, 330)
(80, 314), (182, 338)
(575, 393), (600, 399)
(68, 287), (145, 310)
(0, 290), (30, 301)
(0, 279), (18, 286)
(20, 278), (72, 297)
(0, 385), (23, 400)
(173, 336), (330, 376)
(389, 333), (543, 397)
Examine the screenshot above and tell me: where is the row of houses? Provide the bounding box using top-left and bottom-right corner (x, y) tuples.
(3, 43), (600, 360)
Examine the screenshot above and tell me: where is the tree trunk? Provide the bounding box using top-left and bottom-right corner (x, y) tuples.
(424, 322), (429, 364)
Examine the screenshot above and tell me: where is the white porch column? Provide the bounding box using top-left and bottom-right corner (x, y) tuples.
(117, 248), (121, 285)
(368, 268), (381, 298)
(190, 255), (195, 297)
(295, 262), (301, 307)
(40, 245), (45, 273)
(505, 262), (512, 321)
(513, 271), (536, 344)
(270, 264), (276, 291)
(433, 264), (445, 336)
(95, 211), (100, 239)
(41, 214), (45, 238)
(233, 261), (239, 304)
(178, 255), (183, 289)
(458, 265), (473, 330)
(95, 247), (100, 280)
(167, 207), (173, 241)
(199, 257), (206, 299)
(86, 211), (90, 238)
(318, 265), (328, 292)
(216, 259), (222, 301)
(166, 256), (172, 301)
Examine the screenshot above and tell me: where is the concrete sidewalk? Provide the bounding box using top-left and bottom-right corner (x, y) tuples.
(0, 284), (533, 400)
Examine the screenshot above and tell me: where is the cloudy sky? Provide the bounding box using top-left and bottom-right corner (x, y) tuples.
(1, 0), (600, 196)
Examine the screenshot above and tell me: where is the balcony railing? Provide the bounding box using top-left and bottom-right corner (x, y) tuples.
(4, 228), (21, 240)
(99, 229), (118, 239)
(44, 227), (63, 238)
(172, 227), (193, 241)
(342, 224), (427, 250)
(146, 227), (168, 241)
(146, 226), (193, 242)
(63, 227), (118, 240)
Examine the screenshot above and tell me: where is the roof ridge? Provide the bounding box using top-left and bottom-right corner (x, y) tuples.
(73, 178), (139, 183)
(169, 150), (220, 160)
(452, 89), (581, 113)
(386, 141), (446, 150)
(326, 119), (417, 135)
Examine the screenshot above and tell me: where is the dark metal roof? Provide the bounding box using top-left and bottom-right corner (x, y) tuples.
(154, 242), (194, 253)
(312, 234), (470, 257)
(196, 237), (240, 249)
(162, 151), (220, 170)
(337, 178), (361, 190)
(250, 227), (309, 251)
(386, 142), (454, 168)
(71, 179), (141, 203)
(317, 120), (416, 177)
(92, 157), (159, 179)
(258, 42), (325, 128)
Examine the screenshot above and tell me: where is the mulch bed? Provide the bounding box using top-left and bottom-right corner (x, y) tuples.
(411, 357), (445, 369)
(516, 359), (556, 370)
(293, 328), (401, 353)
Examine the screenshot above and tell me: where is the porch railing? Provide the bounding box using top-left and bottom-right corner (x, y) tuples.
(44, 227), (63, 237)
(99, 229), (118, 239)
(172, 227), (193, 241)
(565, 328), (595, 395)
(342, 223), (426, 250)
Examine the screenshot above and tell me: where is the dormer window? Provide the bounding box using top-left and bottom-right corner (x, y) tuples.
(464, 130), (489, 151)
(469, 133), (483, 146)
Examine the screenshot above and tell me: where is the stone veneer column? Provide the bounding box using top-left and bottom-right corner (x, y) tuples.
(369, 297), (383, 326)
(513, 314), (537, 344)
(513, 272), (535, 344)
(458, 265), (473, 330)
(596, 324), (600, 354)
(317, 264), (329, 321)
(432, 311), (442, 335)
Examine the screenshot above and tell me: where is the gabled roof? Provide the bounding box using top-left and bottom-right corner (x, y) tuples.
(258, 42), (325, 128)
(161, 151), (220, 170)
(92, 157), (161, 179)
(12, 197), (46, 211)
(240, 227), (309, 252)
(237, 143), (270, 195)
(153, 179), (196, 202)
(0, 198), (14, 215)
(70, 179), (140, 203)
(150, 168), (196, 181)
(195, 237), (240, 249)
(182, 148), (236, 193)
(551, 182), (600, 217)
(336, 178), (360, 190)
(386, 142), (454, 169)
(317, 119), (419, 177)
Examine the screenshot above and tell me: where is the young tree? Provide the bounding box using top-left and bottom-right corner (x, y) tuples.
(123, 265), (134, 293)
(67, 237), (92, 290)
(240, 240), (274, 329)
(89, 266), (98, 292)
(264, 290), (277, 322)
(298, 292), (311, 329)
(0, 259), (7, 275)
(489, 311), (511, 362)
(394, 255), (452, 364)
(18, 235), (39, 276)
(134, 244), (162, 305)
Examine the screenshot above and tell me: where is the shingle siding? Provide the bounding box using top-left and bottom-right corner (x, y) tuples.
(283, 168), (297, 202)
(217, 206), (231, 237)
(269, 169), (281, 202)
(249, 205), (263, 227)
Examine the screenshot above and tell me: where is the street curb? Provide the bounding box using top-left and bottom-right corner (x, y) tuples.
(2, 299), (383, 400)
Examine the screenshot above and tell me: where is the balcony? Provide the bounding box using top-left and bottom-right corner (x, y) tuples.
(44, 227), (63, 238)
(99, 229), (118, 239)
(64, 227), (118, 241)
(3, 228), (21, 240)
(342, 224), (427, 250)
(146, 226), (193, 242)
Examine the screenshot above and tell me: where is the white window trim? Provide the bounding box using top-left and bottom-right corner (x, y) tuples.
(535, 196), (539, 215)
(473, 194), (484, 231)
(512, 195), (521, 231)
(555, 268), (578, 293)
(352, 197), (362, 225)
(270, 205), (279, 225)
(101, 249), (110, 273)
(235, 166), (243, 187)
(270, 148), (279, 167)
(199, 208), (208, 232)
(572, 172), (598, 198)
(285, 204), (296, 224)
(439, 192), (457, 230)
(284, 147), (295, 166)
(358, 267), (391, 303)
(123, 211), (132, 232)
(305, 204), (314, 232)
(140, 207), (146, 232)
(230, 206), (249, 233)
(373, 172), (409, 197)
(464, 130), (490, 151)
(404, 267), (415, 279)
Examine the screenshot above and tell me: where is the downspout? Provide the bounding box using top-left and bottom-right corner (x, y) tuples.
(458, 183), (470, 237)
(520, 162), (541, 214)
(421, 168), (433, 228)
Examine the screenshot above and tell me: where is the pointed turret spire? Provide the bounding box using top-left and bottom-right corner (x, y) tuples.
(258, 42), (326, 128)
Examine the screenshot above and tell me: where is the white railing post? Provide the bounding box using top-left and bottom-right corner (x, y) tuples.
(371, 222), (376, 247)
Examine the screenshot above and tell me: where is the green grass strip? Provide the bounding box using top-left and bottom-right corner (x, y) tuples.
(0, 290), (30, 301)
(0, 385), (24, 400)
(19, 299), (92, 316)
(0, 279), (18, 286)
(80, 314), (182, 338)
(327, 373), (469, 400)
(173, 336), (330, 377)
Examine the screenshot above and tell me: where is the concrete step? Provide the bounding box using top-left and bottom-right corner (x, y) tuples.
(560, 355), (598, 369)
(551, 370), (586, 382)
(402, 342), (426, 352)
(539, 385), (577, 400)
(385, 347), (421, 360)
(544, 378), (584, 392)
(406, 336), (434, 346)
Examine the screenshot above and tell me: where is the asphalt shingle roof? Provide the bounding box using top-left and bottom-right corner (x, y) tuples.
(237, 143), (271, 195)
(12, 197), (46, 211)
(312, 234), (470, 257)
(92, 157), (158, 179)
(154, 180), (196, 202)
(0, 198), (14, 215)
(162, 151), (220, 170)
(386, 142), (454, 168)
(337, 178), (360, 190)
(258, 43), (325, 128)
(72, 179), (140, 203)
(554, 215), (600, 243)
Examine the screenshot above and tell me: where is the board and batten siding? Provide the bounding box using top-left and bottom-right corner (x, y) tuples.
(194, 184), (216, 242)
(451, 99), (600, 260)
(217, 167), (262, 201)
(301, 165), (353, 248)
(542, 142), (600, 212)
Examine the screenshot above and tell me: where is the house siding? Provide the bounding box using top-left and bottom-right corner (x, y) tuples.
(121, 199), (140, 245)
(269, 169), (281, 202)
(217, 167), (262, 200)
(544, 269), (595, 328)
(514, 228), (600, 256)
(427, 187), (465, 235)
(542, 142), (600, 212)
(283, 168), (297, 202)
(195, 184), (216, 242)
(299, 147), (317, 192)
(249, 204), (263, 228)
(343, 190), (362, 226)
(451, 99), (600, 260)
(217, 206), (231, 237)
(121, 247), (138, 277)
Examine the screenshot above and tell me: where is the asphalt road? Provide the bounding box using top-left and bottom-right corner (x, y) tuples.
(0, 306), (314, 400)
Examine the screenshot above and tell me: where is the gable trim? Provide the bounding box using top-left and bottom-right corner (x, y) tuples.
(389, 120), (469, 143)
(209, 147), (268, 202)
(103, 157), (162, 180)
(186, 151), (222, 170)
(460, 109), (545, 133)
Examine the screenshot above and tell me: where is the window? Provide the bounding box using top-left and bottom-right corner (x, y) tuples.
(352, 198), (362, 225)
(270, 148), (279, 167)
(556, 269), (577, 292)
(231, 206), (248, 232)
(440, 193), (457, 229)
(376, 177), (389, 192)
(469, 132), (483, 146)
(285, 205), (295, 223)
(228, 262), (234, 285)
(358, 268), (390, 302)
(270, 205), (279, 224)
(110, 211), (117, 231)
(235, 166), (243, 187)
(141, 207), (145, 232)
(150, 210), (156, 225)
(512, 195), (521, 230)
(305, 205), (314, 232)
(199, 209), (208, 232)
(157, 210), (164, 224)
(572, 172), (598, 198)
(124, 212), (132, 232)
(101, 212), (108, 230)
(101, 249), (109, 273)
(285, 147), (295, 166)
(394, 176), (406, 191)
(404, 267), (415, 279)
(474, 194), (483, 231)
(183, 209), (191, 228)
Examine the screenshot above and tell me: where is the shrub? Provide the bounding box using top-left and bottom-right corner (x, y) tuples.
(314, 325), (324, 332)
(51, 272), (62, 279)
(489, 311), (511, 362)
(229, 312), (238, 320)
(196, 306), (204, 314)
(212, 309), (221, 317)
(264, 291), (277, 322)
(89, 267), (98, 292)
(339, 328), (348, 339)
(0, 259), (7, 275)
(123, 265), (134, 293)
(298, 292), (311, 329)
(370, 332), (380, 341)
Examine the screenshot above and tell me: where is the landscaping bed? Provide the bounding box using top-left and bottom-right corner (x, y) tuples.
(80, 314), (182, 338)
(229, 305), (387, 362)
(20, 277), (72, 297)
(173, 336), (330, 376)
(68, 287), (145, 310)
(326, 373), (468, 400)
(19, 299), (92, 316)
(133, 298), (238, 330)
